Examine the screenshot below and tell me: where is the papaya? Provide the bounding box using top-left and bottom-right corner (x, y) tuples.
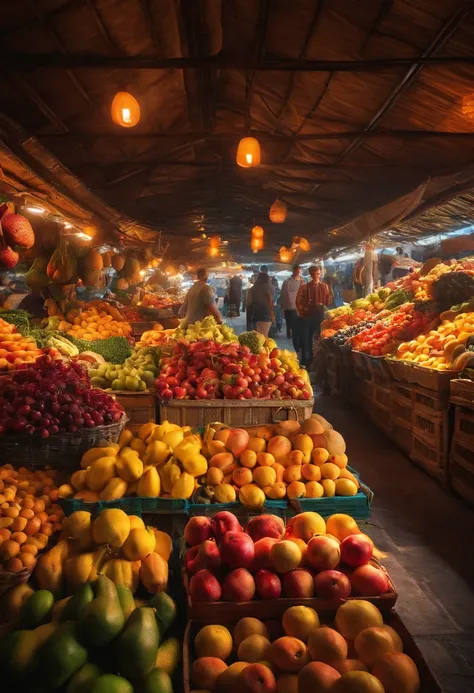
(78, 575), (125, 647)
(143, 669), (173, 693)
(101, 251), (112, 268)
(61, 583), (94, 621)
(17, 589), (54, 629)
(37, 622), (88, 689)
(84, 249), (103, 271)
(116, 607), (160, 681)
(92, 509), (130, 548)
(116, 584), (135, 621)
(35, 540), (70, 595)
(154, 637), (181, 675)
(66, 662), (102, 693)
(101, 558), (140, 594)
(148, 592), (177, 634)
(47, 242), (77, 284)
(139, 552), (168, 594)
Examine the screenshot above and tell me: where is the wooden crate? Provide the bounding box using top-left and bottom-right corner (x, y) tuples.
(454, 405), (474, 442)
(391, 394), (413, 427)
(414, 386), (449, 413)
(184, 611), (442, 693)
(158, 398), (314, 427)
(450, 378), (474, 409)
(412, 407), (449, 457)
(113, 392), (156, 432)
(450, 435), (474, 470)
(385, 358), (413, 383)
(450, 441), (474, 505)
(368, 401), (392, 435)
(373, 381), (392, 410)
(409, 365), (458, 392)
(392, 381), (414, 404)
(390, 417), (413, 454)
(410, 431), (447, 482)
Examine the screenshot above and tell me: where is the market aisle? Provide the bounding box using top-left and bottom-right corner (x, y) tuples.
(227, 312), (296, 352)
(316, 394), (474, 693)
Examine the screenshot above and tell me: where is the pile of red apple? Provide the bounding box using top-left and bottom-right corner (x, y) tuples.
(184, 511), (391, 604)
(155, 340), (312, 400)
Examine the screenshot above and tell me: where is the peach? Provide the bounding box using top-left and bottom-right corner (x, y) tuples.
(311, 448), (330, 465)
(340, 534), (373, 567)
(333, 672), (384, 692)
(331, 454), (348, 469)
(267, 436), (292, 461)
(222, 568), (256, 601)
(284, 450), (304, 467)
(217, 661), (250, 689)
(269, 636), (308, 673)
(247, 437), (267, 454)
(325, 514), (360, 541)
(298, 662), (340, 692)
(18, 552), (36, 569)
(306, 535), (340, 572)
(286, 511), (326, 542)
(19, 508), (34, 520)
(233, 468), (254, 487)
(226, 429), (250, 457)
(255, 569), (282, 600)
(354, 626), (397, 666)
(350, 564), (389, 596)
(305, 481), (324, 498)
(235, 617), (270, 646)
(207, 467), (224, 485)
(210, 452), (235, 470)
(335, 660), (368, 674)
(335, 600), (383, 640)
(271, 541), (301, 574)
(282, 569), (314, 598)
(338, 469), (360, 488)
(238, 634), (272, 663)
(257, 452), (275, 467)
(184, 516), (213, 546)
(252, 537), (280, 572)
(283, 465), (302, 483)
(253, 466), (276, 488)
(246, 515), (284, 542)
(282, 605), (319, 641)
(301, 463), (321, 482)
(240, 450), (258, 469)
(286, 482), (306, 500)
(192, 657), (227, 690)
(320, 463), (340, 480)
(2, 506), (19, 519)
(0, 528), (11, 541)
(372, 652), (420, 693)
(266, 483), (287, 500)
(240, 663), (276, 693)
(195, 624), (233, 661)
(6, 557), (23, 573)
(207, 440), (226, 456)
(287, 537), (307, 565)
(214, 429), (231, 445)
(275, 420), (301, 437)
(308, 627), (348, 667)
(272, 463), (285, 483)
(314, 570), (351, 600)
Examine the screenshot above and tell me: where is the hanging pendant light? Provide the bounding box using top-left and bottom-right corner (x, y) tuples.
(269, 199), (287, 223)
(251, 225), (264, 240)
(279, 246), (293, 263)
(111, 91), (141, 128)
(251, 237), (263, 253)
(209, 235), (221, 249)
(208, 246), (219, 257)
(292, 236), (310, 252)
(236, 137), (261, 168)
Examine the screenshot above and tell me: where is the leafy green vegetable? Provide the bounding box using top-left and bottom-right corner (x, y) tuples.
(64, 335), (132, 364)
(0, 309), (31, 334)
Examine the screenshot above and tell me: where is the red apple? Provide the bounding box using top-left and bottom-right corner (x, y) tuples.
(189, 568), (222, 602)
(185, 545), (199, 575)
(194, 539), (222, 573)
(252, 537), (279, 572)
(245, 515), (285, 543)
(340, 534), (373, 567)
(240, 663), (276, 693)
(350, 564), (389, 596)
(211, 510), (243, 543)
(220, 531), (255, 569)
(184, 516), (213, 546)
(222, 568), (256, 601)
(313, 569), (352, 600)
(306, 535), (340, 572)
(282, 569), (315, 598)
(255, 569), (282, 600)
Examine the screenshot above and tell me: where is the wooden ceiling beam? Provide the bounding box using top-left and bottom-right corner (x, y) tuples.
(3, 53), (474, 71)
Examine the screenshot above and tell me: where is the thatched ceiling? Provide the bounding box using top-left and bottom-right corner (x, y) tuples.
(1, 0), (474, 262)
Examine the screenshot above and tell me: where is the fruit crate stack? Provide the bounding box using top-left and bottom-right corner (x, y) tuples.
(409, 386), (450, 484)
(113, 392), (157, 433)
(389, 382), (415, 455)
(449, 379), (474, 505)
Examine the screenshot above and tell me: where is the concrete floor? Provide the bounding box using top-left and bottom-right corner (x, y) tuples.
(230, 312), (474, 690)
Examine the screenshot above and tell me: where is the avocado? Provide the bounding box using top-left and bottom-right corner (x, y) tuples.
(89, 674), (134, 693)
(116, 584), (135, 621)
(78, 575), (125, 647)
(142, 669), (173, 693)
(17, 590), (54, 629)
(148, 593), (177, 634)
(66, 662), (102, 693)
(38, 621), (88, 689)
(61, 583), (94, 622)
(116, 607), (159, 681)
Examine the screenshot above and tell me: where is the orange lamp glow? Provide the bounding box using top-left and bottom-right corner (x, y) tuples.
(269, 199), (287, 223)
(251, 225), (264, 240)
(209, 235), (221, 249)
(111, 91), (141, 128)
(279, 246), (293, 263)
(251, 237), (263, 253)
(299, 237), (310, 251)
(236, 137), (261, 168)
(208, 247), (219, 257)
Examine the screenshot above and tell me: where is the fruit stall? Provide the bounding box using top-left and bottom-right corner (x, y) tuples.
(316, 257), (474, 504)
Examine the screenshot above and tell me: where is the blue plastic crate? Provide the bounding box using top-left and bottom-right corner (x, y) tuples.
(60, 496), (189, 517)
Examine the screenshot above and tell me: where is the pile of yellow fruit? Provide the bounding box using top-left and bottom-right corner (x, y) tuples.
(58, 305), (132, 341)
(35, 507), (171, 596)
(396, 311), (474, 370)
(137, 328), (175, 348)
(0, 465), (64, 573)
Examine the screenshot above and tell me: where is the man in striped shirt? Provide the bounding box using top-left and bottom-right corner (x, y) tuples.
(296, 265), (330, 366)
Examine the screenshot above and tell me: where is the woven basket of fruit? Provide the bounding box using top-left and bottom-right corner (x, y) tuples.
(0, 566), (33, 598)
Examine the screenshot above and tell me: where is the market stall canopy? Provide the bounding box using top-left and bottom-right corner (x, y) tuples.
(1, 1), (474, 261)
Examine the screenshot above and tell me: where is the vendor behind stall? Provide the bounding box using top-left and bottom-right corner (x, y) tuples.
(179, 267), (223, 328)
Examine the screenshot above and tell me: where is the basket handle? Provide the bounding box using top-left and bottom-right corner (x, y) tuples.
(272, 405), (299, 423)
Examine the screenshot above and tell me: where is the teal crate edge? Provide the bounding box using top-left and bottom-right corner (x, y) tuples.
(60, 496), (189, 517)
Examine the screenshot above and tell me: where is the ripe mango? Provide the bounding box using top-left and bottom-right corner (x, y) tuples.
(64, 549), (106, 592)
(92, 509), (130, 548)
(80, 446), (119, 470)
(62, 511), (93, 552)
(122, 527), (155, 562)
(116, 449), (143, 483)
(100, 478), (128, 501)
(144, 441), (171, 466)
(118, 429), (134, 450)
(171, 472), (194, 499)
(35, 539), (70, 595)
(130, 438), (147, 458)
(138, 422), (157, 442)
(137, 467), (160, 498)
(139, 552), (168, 594)
(86, 457), (117, 492)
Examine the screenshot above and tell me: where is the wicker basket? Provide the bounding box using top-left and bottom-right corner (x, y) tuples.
(0, 567), (32, 598)
(0, 414), (127, 469)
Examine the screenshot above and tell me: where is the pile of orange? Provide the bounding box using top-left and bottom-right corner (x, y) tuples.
(0, 319), (42, 371)
(58, 306), (133, 341)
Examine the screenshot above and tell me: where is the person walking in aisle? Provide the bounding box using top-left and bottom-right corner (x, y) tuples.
(247, 270), (275, 337)
(179, 267), (223, 329)
(280, 264), (303, 350)
(296, 265), (330, 366)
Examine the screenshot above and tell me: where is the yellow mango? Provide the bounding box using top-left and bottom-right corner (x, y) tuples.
(64, 549), (106, 592)
(153, 530), (172, 562)
(70, 469), (88, 491)
(130, 438), (147, 457)
(116, 449), (143, 482)
(62, 510), (93, 552)
(92, 508), (130, 548)
(122, 527), (155, 561)
(159, 460), (181, 494)
(181, 453), (207, 477)
(171, 472), (194, 499)
(148, 421), (181, 442)
(129, 515), (145, 530)
(161, 429), (184, 450)
(80, 446), (118, 470)
(138, 422), (157, 441)
(137, 467), (160, 498)
(118, 428), (134, 450)
(144, 441), (171, 466)
(35, 540), (70, 595)
(174, 437), (201, 463)
(86, 456), (117, 492)
(100, 477), (128, 501)
(102, 558), (140, 594)
(139, 552), (168, 594)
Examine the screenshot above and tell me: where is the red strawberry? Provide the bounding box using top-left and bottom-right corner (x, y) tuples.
(1, 213), (35, 249)
(0, 246), (19, 268)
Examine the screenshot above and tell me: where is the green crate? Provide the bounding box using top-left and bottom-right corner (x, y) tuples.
(60, 496), (189, 517)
